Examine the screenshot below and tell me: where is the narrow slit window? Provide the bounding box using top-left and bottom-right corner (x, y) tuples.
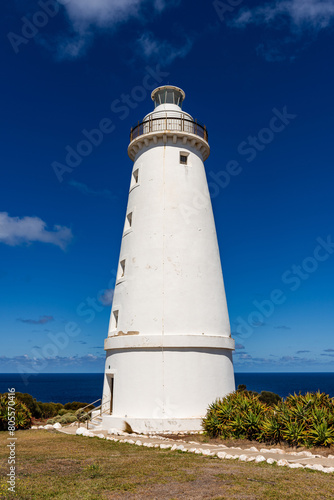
(113, 310), (119, 329)
(180, 153), (188, 165)
(130, 169), (139, 190)
(125, 212), (133, 230)
(119, 259), (126, 278)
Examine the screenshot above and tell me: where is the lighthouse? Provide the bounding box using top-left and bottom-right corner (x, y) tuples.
(101, 86), (235, 433)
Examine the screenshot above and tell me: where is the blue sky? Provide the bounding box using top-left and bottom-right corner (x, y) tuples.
(1, 0), (334, 374)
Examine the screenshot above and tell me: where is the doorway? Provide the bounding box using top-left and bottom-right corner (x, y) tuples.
(107, 375), (114, 414)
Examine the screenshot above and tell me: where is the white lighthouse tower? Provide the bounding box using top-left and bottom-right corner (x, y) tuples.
(101, 86), (235, 433)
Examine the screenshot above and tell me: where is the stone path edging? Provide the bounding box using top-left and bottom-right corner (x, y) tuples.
(31, 424), (334, 474)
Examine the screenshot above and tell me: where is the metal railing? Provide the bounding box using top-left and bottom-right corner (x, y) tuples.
(79, 399), (101, 412)
(86, 399), (111, 428)
(130, 116), (208, 143)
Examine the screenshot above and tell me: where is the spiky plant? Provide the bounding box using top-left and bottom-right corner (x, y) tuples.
(0, 395), (32, 431)
(307, 421), (334, 447)
(203, 390), (334, 448)
(16, 405), (32, 430)
(281, 420), (306, 446)
(203, 391), (268, 439)
(259, 414), (282, 444)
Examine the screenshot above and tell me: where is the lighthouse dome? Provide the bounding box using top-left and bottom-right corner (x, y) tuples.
(152, 85), (185, 108)
(143, 85), (193, 121)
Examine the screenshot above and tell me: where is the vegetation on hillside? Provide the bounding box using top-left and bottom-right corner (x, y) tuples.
(203, 387), (334, 447)
(0, 392), (95, 429)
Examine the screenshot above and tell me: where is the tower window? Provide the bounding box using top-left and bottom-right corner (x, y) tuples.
(113, 310), (119, 329)
(180, 153), (189, 165)
(130, 168), (139, 190)
(119, 259), (126, 278)
(125, 212), (133, 230)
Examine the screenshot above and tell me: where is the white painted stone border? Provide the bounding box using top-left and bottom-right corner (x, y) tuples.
(31, 425), (334, 474)
(71, 428), (334, 474)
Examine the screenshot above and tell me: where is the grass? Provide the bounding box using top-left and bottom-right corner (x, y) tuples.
(0, 430), (333, 499)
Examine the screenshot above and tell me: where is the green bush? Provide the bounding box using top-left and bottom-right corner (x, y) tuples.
(0, 394), (32, 431)
(37, 402), (63, 419)
(203, 391), (268, 440)
(258, 391), (282, 406)
(237, 385), (281, 406)
(64, 402), (92, 411)
(14, 393), (42, 419)
(47, 412), (77, 425)
(60, 413), (78, 424)
(75, 408), (90, 423)
(58, 408), (74, 416)
(46, 415), (63, 424)
(203, 390), (334, 447)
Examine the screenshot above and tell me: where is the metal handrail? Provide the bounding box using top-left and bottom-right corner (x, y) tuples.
(130, 116), (208, 143)
(79, 399), (101, 412)
(100, 401), (111, 416)
(86, 400), (111, 428)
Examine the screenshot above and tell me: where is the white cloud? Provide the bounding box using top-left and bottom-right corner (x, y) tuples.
(230, 0), (334, 61)
(55, 31), (93, 60)
(63, 0), (144, 28)
(0, 212), (73, 250)
(18, 315), (54, 325)
(68, 180), (116, 199)
(153, 0), (168, 12)
(137, 32), (194, 65)
(43, 0), (174, 60)
(232, 0), (334, 31)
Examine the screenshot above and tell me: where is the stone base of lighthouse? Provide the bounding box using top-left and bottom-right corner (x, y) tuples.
(101, 335), (235, 433)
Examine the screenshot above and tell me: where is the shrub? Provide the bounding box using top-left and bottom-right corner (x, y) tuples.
(46, 411), (77, 425)
(75, 408), (90, 423)
(37, 402), (63, 419)
(282, 392), (334, 446)
(58, 408), (74, 416)
(236, 386), (281, 406)
(203, 390), (334, 447)
(203, 391), (268, 440)
(64, 402), (92, 411)
(0, 394), (32, 431)
(237, 384), (247, 392)
(308, 421), (334, 447)
(258, 391), (282, 406)
(14, 393), (42, 419)
(259, 413), (282, 443)
(59, 413), (77, 425)
(46, 415), (63, 424)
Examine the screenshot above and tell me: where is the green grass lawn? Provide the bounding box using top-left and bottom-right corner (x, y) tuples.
(0, 430), (333, 499)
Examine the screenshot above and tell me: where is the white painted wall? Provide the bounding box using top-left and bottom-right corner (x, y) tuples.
(102, 346), (234, 432)
(109, 140), (230, 337)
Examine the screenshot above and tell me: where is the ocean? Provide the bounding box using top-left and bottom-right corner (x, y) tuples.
(0, 372), (334, 405)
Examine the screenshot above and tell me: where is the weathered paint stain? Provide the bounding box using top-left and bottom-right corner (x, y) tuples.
(115, 331), (140, 337)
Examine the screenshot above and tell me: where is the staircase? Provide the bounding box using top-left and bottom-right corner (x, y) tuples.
(88, 414), (103, 430)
